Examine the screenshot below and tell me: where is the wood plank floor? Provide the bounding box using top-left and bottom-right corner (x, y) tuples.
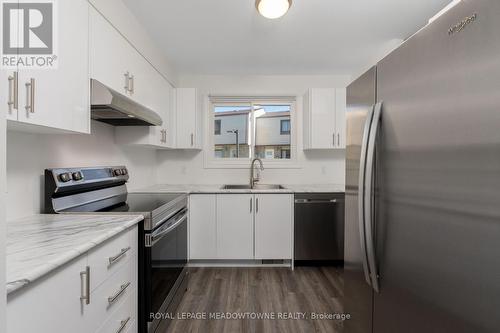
(162, 267), (345, 333)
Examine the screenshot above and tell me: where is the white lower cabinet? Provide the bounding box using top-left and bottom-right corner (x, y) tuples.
(189, 194), (293, 260)
(6, 226), (138, 333)
(7, 254), (90, 333)
(189, 194), (217, 259)
(254, 194), (293, 260)
(217, 194), (254, 259)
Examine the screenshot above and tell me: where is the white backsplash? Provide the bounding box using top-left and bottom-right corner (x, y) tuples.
(6, 121), (157, 220)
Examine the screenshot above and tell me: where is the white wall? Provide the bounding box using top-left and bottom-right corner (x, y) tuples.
(6, 121), (157, 221)
(156, 75), (350, 186)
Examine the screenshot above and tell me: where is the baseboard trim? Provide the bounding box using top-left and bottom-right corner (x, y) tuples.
(188, 259), (292, 268)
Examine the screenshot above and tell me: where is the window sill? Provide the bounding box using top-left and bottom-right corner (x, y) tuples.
(203, 159), (302, 169)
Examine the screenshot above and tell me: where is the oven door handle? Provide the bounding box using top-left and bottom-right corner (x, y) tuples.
(150, 213), (187, 246)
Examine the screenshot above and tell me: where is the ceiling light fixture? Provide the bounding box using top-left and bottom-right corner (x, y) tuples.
(256, 0), (292, 19)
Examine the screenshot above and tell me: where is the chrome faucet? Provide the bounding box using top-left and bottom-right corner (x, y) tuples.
(250, 158), (264, 188)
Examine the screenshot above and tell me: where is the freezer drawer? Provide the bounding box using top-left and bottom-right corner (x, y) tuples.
(294, 193), (344, 264)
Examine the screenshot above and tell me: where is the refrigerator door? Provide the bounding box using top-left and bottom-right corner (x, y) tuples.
(374, 0), (500, 332)
(344, 66), (376, 333)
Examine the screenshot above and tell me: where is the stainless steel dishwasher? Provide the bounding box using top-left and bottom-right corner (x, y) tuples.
(294, 193), (345, 265)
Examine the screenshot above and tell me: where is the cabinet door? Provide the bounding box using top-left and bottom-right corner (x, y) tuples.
(310, 88), (336, 149)
(17, 0), (89, 133)
(128, 49), (158, 112)
(89, 6), (131, 98)
(254, 194), (293, 260)
(7, 254), (90, 333)
(335, 88), (346, 149)
(175, 88), (198, 149)
(189, 195), (217, 259)
(217, 194), (254, 259)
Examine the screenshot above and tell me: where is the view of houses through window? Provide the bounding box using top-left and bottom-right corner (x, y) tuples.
(213, 102), (292, 160)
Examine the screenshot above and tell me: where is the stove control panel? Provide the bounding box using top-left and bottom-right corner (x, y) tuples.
(46, 166), (129, 188)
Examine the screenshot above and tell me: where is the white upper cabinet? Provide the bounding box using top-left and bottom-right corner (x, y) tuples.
(303, 88), (346, 149)
(6, 0), (90, 133)
(175, 88), (202, 149)
(89, 7), (133, 100)
(115, 79), (174, 149)
(254, 194), (293, 260)
(90, 6), (174, 148)
(90, 6), (157, 112)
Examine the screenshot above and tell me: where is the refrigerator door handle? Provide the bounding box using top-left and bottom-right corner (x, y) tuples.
(364, 101), (383, 293)
(358, 104), (376, 287)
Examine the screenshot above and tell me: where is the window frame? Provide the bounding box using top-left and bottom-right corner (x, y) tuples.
(204, 97), (299, 169)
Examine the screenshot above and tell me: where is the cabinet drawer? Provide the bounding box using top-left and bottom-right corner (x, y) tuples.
(96, 291), (135, 333)
(87, 256), (136, 331)
(88, 226), (137, 292)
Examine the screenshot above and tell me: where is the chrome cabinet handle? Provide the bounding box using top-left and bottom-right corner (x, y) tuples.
(128, 74), (134, 94)
(116, 317), (131, 333)
(190, 133), (194, 146)
(80, 266), (90, 305)
(337, 133), (340, 147)
(8, 71), (18, 110)
(25, 78), (35, 113)
(358, 104), (375, 288)
(108, 246), (131, 266)
(256, 198), (259, 213)
(151, 213), (187, 246)
(250, 198), (252, 213)
(108, 281), (131, 305)
(124, 72), (130, 92)
(294, 199), (337, 204)
(364, 102), (382, 293)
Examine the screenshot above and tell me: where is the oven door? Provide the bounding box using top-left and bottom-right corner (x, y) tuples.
(144, 208), (188, 332)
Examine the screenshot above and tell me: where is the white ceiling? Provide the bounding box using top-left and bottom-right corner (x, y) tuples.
(123, 0), (452, 76)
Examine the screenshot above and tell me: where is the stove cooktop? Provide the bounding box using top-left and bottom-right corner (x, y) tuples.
(104, 192), (186, 214)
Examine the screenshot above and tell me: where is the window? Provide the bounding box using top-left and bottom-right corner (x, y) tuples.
(214, 119), (221, 135)
(208, 99), (295, 165)
(280, 119), (290, 135)
(213, 105), (251, 159)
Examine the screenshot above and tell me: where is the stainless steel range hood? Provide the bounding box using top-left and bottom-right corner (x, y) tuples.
(90, 79), (162, 126)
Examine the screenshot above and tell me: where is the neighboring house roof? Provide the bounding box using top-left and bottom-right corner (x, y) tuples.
(256, 111), (290, 118)
(215, 110), (251, 117)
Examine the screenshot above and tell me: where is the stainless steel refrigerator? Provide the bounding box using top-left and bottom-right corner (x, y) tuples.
(344, 1), (500, 332)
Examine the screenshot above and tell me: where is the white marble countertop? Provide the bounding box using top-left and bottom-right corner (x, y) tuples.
(132, 183), (345, 194)
(6, 214), (144, 295)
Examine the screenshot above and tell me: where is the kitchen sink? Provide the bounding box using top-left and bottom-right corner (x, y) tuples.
(221, 184), (286, 190)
